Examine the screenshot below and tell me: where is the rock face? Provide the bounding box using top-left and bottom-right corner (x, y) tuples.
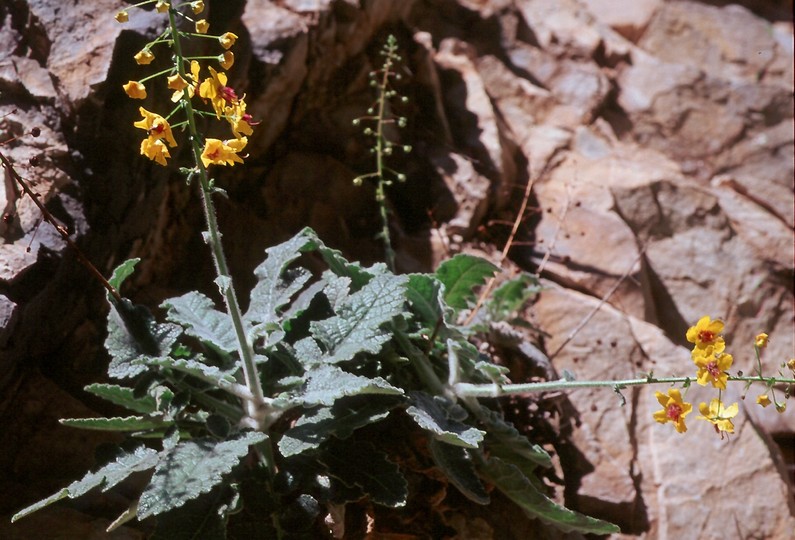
(0, 0), (792, 538)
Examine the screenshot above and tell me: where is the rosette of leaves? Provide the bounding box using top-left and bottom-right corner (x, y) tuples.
(13, 228), (618, 538)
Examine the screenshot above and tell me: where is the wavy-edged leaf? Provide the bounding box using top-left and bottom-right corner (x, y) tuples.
(60, 416), (172, 432)
(279, 397), (399, 457)
(479, 408), (551, 469)
(406, 392), (484, 448)
(105, 300), (181, 379)
(405, 274), (444, 331)
(84, 383), (157, 414)
(12, 445), (159, 522)
(429, 440), (490, 504)
(309, 273), (408, 365)
(142, 357), (237, 389)
(297, 228), (378, 290)
(435, 254), (499, 309)
(301, 365), (403, 406)
(487, 273), (540, 320)
(479, 456), (620, 535)
(321, 440), (407, 508)
(162, 291), (237, 353)
(138, 431), (266, 519)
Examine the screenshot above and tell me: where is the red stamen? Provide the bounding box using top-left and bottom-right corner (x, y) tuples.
(698, 330), (715, 343)
(667, 404), (683, 421)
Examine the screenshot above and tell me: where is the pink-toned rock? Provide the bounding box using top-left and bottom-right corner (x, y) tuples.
(581, 0), (661, 42)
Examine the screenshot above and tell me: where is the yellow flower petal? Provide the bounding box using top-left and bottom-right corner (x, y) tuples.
(134, 107), (177, 148)
(155, 1), (169, 13)
(219, 32), (238, 50)
(686, 316), (725, 353)
(756, 394), (771, 408)
(115, 11), (129, 23)
(196, 19), (209, 34)
(140, 138), (171, 166)
(754, 333), (769, 348)
(219, 51), (234, 70)
(653, 389), (692, 433)
(201, 137), (247, 167)
(134, 49), (155, 65)
(123, 81), (147, 99)
(191, 1), (205, 14)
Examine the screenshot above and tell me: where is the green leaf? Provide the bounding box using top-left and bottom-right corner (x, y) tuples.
(479, 408), (551, 469)
(142, 357), (237, 389)
(279, 397), (399, 457)
(60, 416), (172, 432)
(405, 392), (484, 448)
(245, 230), (314, 334)
(487, 273), (540, 320)
(137, 431), (266, 519)
(479, 456), (620, 535)
(429, 440), (490, 504)
(12, 445), (159, 522)
(105, 300), (182, 379)
(108, 258), (141, 292)
(321, 440), (407, 508)
(435, 254), (499, 309)
(162, 292), (237, 353)
(297, 228), (379, 290)
(309, 273), (408, 365)
(405, 274), (444, 331)
(301, 365), (403, 406)
(84, 383), (157, 414)
(150, 486), (228, 540)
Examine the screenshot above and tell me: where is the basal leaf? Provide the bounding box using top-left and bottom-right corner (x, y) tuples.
(321, 440), (407, 508)
(435, 254), (499, 309)
(405, 392), (484, 448)
(105, 300), (181, 379)
(279, 397), (398, 457)
(479, 408), (551, 468)
(487, 273), (540, 320)
(429, 440), (490, 504)
(60, 416), (172, 432)
(246, 231), (314, 334)
(309, 273), (408, 365)
(479, 456), (620, 535)
(84, 383), (157, 414)
(142, 357), (237, 389)
(162, 291), (237, 353)
(12, 445), (159, 522)
(301, 365), (403, 406)
(405, 274), (444, 331)
(138, 431), (266, 519)
(297, 228), (378, 290)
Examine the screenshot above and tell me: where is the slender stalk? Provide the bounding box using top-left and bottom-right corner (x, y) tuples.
(167, 9), (268, 427)
(374, 55), (396, 271)
(454, 375), (795, 398)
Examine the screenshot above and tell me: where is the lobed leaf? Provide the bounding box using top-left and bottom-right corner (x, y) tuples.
(137, 431), (266, 519)
(435, 254), (499, 310)
(162, 291), (238, 353)
(108, 258), (141, 292)
(12, 445), (159, 522)
(83, 383), (157, 414)
(308, 273), (408, 365)
(60, 416), (172, 432)
(405, 392), (484, 448)
(487, 273), (540, 320)
(301, 365), (403, 406)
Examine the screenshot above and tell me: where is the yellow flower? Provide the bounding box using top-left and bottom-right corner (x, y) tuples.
(224, 100), (256, 138)
(756, 394), (771, 408)
(694, 352), (733, 390)
(199, 67), (238, 118)
(168, 62), (200, 102)
(196, 19), (209, 34)
(191, 1), (205, 14)
(134, 49), (155, 65)
(201, 137), (247, 167)
(155, 1), (169, 13)
(754, 333), (769, 348)
(140, 138), (172, 166)
(219, 51), (234, 70)
(653, 388), (692, 433)
(775, 402), (787, 413)
(219, 32), (238, 50)
(698, 399), (738, 435)
(115, 11), (129, 23)
(788, 358), (795, 372)
(686, 316), (725, 355)
(123, 81), (147, 99)
(134, 108), (178, 148)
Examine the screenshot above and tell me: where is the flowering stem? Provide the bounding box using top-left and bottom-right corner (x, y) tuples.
(167, 8), (269, 429)
(453, 375), (795, 398)
(373, 57), (396, 272)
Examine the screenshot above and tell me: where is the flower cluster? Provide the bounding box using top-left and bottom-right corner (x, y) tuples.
(117, 0), (256, 167)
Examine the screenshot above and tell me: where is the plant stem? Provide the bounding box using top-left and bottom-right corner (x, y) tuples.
(167, 9), (268, 428)
(454, 375), (795, 398)
(374, 55), (396, 271)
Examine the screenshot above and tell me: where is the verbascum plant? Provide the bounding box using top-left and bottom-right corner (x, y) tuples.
(7, 5), (792, 539)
